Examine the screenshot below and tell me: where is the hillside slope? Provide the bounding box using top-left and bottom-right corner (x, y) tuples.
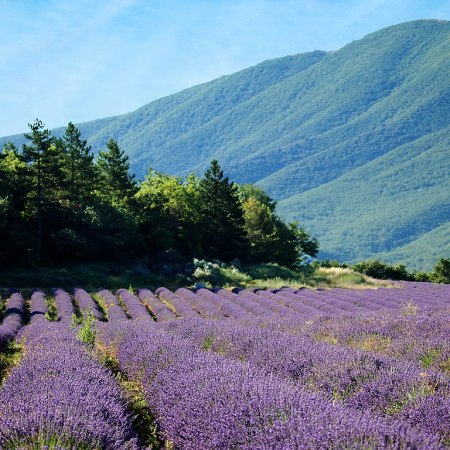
(277, 128), (450, 269)
(2, 19), (449, 270)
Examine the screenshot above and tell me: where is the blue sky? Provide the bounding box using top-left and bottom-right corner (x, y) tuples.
(0, 0), (448, 136)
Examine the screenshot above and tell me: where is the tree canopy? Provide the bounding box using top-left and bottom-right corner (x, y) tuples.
(1, 120), (316, 270)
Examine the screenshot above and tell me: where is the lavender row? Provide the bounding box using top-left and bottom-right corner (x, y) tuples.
(265, 308), (449, 373)
(195, 288), (249, 318)
(74, 288), (103, 320)
(98, 321), (441, 449)
(277, 284), (450, 313)
(97, 289), (128, 322)
(138, 288), (177, 321)
(238, 288), (302, 317)
(91, 282), (450, 323)
(300, 309), (450, 374)
(116, 289), (152, 321)
(155, 287), (199, 318)
(270, 287), (360, 315)
(0, 322), (140, 448)
(215, 288), (274, 317)
(0, 292), (24, 351)
(30, 289), (47, 324)
(156, 316), (449, 442)
(175, 287), (224, 319)
(255, 288), (329, 316)
(53, 288), (75, 323)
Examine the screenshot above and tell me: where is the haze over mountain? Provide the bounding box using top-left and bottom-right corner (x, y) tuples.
(2, 19), (449, 270)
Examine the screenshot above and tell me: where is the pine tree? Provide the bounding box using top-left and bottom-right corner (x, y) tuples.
(22, 119), (65, 258)
(96, 139), (137, 207)
(0, 143), (31, 266)
(199, 160), (248, 261)
(60, 122), (97, 209)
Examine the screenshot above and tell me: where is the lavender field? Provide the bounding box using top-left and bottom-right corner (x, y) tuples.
(0, 282), (449, 449)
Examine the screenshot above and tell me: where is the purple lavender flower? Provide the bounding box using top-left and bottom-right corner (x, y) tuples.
(98, 320), (441, 449)
(0, 322), (140, 449)
(116, 289), (152, 321)
(97, 290), (128, 321)
(0, 291), (24, 350)
(53, 288), (75, 323)
(30, 289), (47, 324)
(138, 288), (177, 322)
(74, 288), (103, 320)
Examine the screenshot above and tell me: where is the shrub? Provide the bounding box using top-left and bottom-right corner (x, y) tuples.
(191, 259), (251, 287)
(352, 260), (413, 281)
(430, 258), (450, 284)
(243, 263), (306, 280)
(312, 259), (348, 269)
(76, 308), (96, 349)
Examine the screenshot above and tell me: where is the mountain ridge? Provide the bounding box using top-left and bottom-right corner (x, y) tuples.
(2, 19), (449, 270)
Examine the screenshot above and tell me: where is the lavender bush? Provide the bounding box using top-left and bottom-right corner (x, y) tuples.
(0, 322), (140, 449)
(98, 321), (442, 449)
(0, 292), (24, 351)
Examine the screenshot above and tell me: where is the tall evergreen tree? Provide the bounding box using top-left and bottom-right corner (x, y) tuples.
(199, 160), (248, 261)
(96, 139), (137, 207)
(22, 119), (65, 258)
(0, 143), (31, 267)
(60, 122), (96, 209)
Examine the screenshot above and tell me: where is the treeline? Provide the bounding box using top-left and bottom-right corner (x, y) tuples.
(0, 119), (318, 270)
(315, 258), (450, 284)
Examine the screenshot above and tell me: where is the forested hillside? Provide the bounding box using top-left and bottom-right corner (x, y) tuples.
(2, 19), (449, 270)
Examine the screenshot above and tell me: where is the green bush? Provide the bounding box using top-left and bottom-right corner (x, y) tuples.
(312, 259), (348, 269)
(430, 258), (450, 284)
(352, 259), (413, 281)
(76, 308), (96, 349)
(243, 263), (307, 280)
(192, 259), (251, 287)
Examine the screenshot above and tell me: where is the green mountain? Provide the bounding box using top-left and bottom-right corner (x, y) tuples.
(2, 19), (449, 270)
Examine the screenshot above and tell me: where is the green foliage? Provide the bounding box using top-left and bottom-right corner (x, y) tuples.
(241, 194), (279, 261)
(198, 160), (249, 262)
(352, 260), (413, 281)
(44, 296), (58, 321)
(0, 121), (147, 266)
(76, 307), (96, 349)
(59, 121), (97, 209)
(192, 259), (252, 287)
(312, 259), (348, 268)
(243, 262), (308, 281)
(430, 258), (450, 284)
(2, 434), (99, 450)
(120, 379), (162, 449)
(0, 340), (23, 386)
(133, 169), (202, 257)
(288, 222), (319, 263)
(4, 22), (449, 271)
(96, 138), (137, 207)
(420, 349), (442, 369)
(1, 20), (441, 270)
(22, 119), (65, 258)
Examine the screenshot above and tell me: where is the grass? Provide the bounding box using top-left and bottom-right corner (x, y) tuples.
(94, 339), (164, 449)
(0, 340), (23, 386)
(0, 262), (396, 292)
(91, 292), (108, 318)
(0, 262), (180, 291)
(2, 435), (100, 450)
(44, 296), (58, 321)
(244, 265), (394, 290)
